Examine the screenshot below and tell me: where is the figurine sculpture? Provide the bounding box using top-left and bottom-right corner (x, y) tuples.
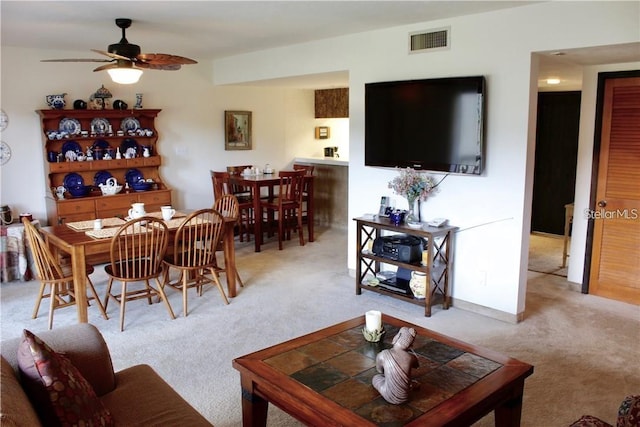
(372, 326), (419, 404)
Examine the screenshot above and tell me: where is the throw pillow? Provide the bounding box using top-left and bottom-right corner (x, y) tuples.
(17, 329), (114, 427)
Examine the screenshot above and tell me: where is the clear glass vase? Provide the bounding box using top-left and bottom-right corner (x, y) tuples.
(406, 197), (419, 223)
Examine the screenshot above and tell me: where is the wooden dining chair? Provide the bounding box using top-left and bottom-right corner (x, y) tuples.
(103, 216), (175, 331)
(260, 169), (306, 250)
(210, 170), (230, 200)
(211, 170), (253, 242)
(22, 218), (108, 329)
(213, 194), (244, 288)
(163, 209), (229, 316)
(293, 163), (315, 241)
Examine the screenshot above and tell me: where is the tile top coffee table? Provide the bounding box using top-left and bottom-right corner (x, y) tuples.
(233, 314), (534, 426)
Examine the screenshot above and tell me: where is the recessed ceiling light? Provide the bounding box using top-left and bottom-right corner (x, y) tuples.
(546, 78), (561, 85)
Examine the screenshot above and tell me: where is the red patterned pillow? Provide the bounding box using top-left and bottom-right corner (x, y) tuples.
(17, 329), (114, 427)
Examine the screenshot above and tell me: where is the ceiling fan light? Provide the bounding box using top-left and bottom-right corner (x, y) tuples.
(107, 67), (143, 84)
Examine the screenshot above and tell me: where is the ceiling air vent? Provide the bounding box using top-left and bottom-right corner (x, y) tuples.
(409, 27), (450, 53)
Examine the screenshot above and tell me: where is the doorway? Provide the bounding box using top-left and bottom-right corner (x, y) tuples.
(529, 91), (580, 277)
(531, 91), (581, 235)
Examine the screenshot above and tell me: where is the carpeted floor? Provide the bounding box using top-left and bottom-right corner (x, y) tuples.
(528, 233), (568, 277)
(1, 227), (637, 426)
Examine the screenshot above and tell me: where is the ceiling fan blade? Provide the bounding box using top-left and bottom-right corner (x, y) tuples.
(137, 53), (197, 65)
(93, 61), (143, 73)
(93, 63), (119, 72)
(41, 58), (112, 63)
(91, 49), (132, 61)
(136, 62), (182, 71)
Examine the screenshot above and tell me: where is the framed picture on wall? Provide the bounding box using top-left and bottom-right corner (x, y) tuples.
(225, 110), (252, 150)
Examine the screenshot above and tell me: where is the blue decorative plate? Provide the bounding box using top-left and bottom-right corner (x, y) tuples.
(125, 168), (144, 185)
(93, 170), (113, 186)
(92, 139), (110, 150)
(90, 118), (110, 134)
(59, 118), (81, 135)
(120, 117), (140, 132)
(61, 140), (81, 156)
(63, 172), (84, 189)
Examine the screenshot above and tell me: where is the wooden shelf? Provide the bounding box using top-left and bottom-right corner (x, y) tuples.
(354, 216), (457, 317)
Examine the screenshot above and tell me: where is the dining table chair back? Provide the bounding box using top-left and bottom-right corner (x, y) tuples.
(214, 193), (239, 220)
(293, 163), (315, 175)
(226, 165), (254, 198)
(260, 169), (306, 250)
(163, 208), (229, 316)
(213, 194), (244, 288)
(293, 163), (315, 239)
(22, 217), (108, 329)
(103, 216), (175, 331)
(213, 169), (253, 242)
(211, 170), (231, 200)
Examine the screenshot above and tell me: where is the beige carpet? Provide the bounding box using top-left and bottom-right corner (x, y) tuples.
(529, 233), (568, 277)
(1, 227), (638, 426)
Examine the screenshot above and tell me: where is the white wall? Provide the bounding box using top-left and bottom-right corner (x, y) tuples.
(213, 1), (640, 321)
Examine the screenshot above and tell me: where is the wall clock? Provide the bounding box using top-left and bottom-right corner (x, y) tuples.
(0, 110), (8, 131)
(0, 141), (11, 165)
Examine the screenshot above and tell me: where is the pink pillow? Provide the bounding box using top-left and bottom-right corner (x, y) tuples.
(17, 329), (114, 426)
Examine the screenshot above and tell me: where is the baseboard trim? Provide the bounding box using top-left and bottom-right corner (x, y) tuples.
(451, 298), (524, 324)
(348, 268), (524, 324)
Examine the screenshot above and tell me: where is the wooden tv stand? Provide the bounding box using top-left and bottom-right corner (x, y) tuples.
(354, 216), (457, 316)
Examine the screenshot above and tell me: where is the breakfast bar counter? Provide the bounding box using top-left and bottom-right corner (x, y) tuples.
(294, 157), (348, 230)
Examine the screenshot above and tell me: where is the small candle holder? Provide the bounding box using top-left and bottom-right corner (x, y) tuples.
(362, 327), (385, 343)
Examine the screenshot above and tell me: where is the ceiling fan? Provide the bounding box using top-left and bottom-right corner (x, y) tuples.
(41, 18), (197, 84)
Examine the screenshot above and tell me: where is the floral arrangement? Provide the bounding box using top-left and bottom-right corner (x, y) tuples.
(388, 167), (438, 203)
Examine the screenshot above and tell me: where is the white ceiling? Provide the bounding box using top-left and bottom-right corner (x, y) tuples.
(2, 1), (638, 89)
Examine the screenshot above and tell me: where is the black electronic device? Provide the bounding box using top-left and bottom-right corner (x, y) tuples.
(378, 267), (413, 295)
(365, 75), (486, 175)
(372, 234), (423, 263)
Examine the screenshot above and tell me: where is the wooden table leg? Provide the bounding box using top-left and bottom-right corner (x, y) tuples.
(70, 244), (88, 323)
(252, 183), (262, 252)
(494, 382), (525, 427)
(240, 375), (268, 427)
(307, 178), (314, 242)
(224, 222), (237, 298)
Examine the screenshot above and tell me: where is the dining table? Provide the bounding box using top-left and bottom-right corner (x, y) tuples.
(229, 172), (314, 252)
(39, 213), (239, 323)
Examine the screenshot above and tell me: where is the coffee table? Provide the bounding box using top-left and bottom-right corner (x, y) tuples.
(233, 314), (533, 426)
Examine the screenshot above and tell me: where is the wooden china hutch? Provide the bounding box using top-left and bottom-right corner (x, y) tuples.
(38, 109), (171, 225)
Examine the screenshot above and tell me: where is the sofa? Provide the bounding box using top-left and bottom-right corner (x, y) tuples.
(569, 395), (640, 427)
(1, 323), (213, 426)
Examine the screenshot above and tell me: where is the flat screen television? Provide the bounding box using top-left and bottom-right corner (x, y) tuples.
(365, 75), (486, 175)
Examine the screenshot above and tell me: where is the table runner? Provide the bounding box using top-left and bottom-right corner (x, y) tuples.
(85, 223), (150, 239)
(67, 217), (126, 231)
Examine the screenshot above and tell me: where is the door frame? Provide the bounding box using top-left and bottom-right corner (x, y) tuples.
(582, 70), (640, 293)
